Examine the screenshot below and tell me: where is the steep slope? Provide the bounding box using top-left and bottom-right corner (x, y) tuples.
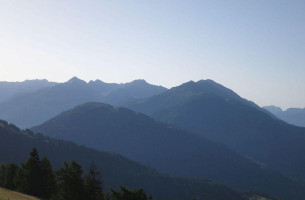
(127, 80), (305, 180)
(32, 103), (305, 200)
(264, 106), (305, 127)
(0, 77), (166, 128)
(0, 79), (57, 103)
(0, 120), (246, 200)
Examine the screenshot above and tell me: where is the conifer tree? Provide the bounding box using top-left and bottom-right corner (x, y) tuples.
(56, 160), (86, 200)
(20, 148), (43, 196)
(41, 156), (57, 198)
(85, 162), (104, 200)
(0, 164), (5, 187)
(0, 163), (19, 190)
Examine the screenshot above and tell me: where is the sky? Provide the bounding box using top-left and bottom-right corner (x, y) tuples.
(0, 0), (304, 109)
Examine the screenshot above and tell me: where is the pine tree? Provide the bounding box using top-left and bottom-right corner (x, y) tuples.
(0, 164), (5, 187)
(20, 148), (43, 196)
(84, 162), (104, 200)
(0, 163), (19, 190)
(41, 156), (57, 198)
(56, 160), (87, 200)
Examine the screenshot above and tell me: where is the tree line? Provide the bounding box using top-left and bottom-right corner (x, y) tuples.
(0, 148), (152, 200)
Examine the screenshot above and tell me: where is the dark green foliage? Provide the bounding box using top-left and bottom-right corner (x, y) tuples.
(32, 102), (305, 200)
(0, 164), (3, 186)
(0, 163), (19, 190)
(41, 156), (57, 198)
(56, 161), (87, 200)
(84, 163), (104, 200)
(0, 120), (247, 200)
(0, 151), (155, 200)
(0, 151), (104, 200)
(106, 186), (150, 200)
(14, 149), (56, 198)
(21, 148), (43, 196)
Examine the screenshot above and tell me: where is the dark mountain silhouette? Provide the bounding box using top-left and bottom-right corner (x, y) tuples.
(127, 80), (305, 181)
(32, 103), (305, 200)
(0, 77), (166, 128)
(0, 120), (247, 200)
(264, 105), (305, 127)
(0, 79), (57, 103)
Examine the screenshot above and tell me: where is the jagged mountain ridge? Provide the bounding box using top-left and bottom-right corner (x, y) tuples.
(0, 77), (167, 128)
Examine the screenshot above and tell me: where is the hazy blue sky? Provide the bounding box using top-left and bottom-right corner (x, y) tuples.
(0, 0), (304, 109)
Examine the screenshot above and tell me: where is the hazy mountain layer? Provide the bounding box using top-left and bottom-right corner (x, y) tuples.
(264, 105), (305, 127)
(0, 77), (166, 128)
(0, 79), (57, 103)
(32, 103), (305, 200)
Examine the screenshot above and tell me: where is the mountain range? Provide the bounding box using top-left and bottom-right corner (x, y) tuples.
(127, 80), (305, 181)
(32, 102), (305, 200)
(1, 77), (305, 199)
(0, 77), (166, 128)
(264, 105), (305, 127)
(0, 79), (57, 103)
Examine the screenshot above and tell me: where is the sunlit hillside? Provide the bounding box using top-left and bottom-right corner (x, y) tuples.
(0, 188), (39, 200)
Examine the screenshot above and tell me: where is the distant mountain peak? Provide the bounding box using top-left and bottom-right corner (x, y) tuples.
(93, 79), (105, 83)
(130, 79), (148, 85)
(263, 105), (283, 113)
(124, 79), (167, 91)
(176, 80), (195, 87)
(263, 105), (305, 127)
(23, 79), (49, 83)
(66, 76), (87, 84)
(176, 79), (224, 92)
(88, 79), (106, 85)
(179, 79), (218, 88)
(197, 79), (217, 84)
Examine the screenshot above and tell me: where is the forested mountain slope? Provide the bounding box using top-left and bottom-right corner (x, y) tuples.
(0, 120), (245, 200)
(33, 103), (305, 200)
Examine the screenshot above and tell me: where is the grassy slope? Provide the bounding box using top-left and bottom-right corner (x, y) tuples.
(0, 187), (275, 200)
(0, 188), (39, 200)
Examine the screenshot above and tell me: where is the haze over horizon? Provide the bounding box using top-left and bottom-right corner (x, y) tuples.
(1, 0), (304, 109)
